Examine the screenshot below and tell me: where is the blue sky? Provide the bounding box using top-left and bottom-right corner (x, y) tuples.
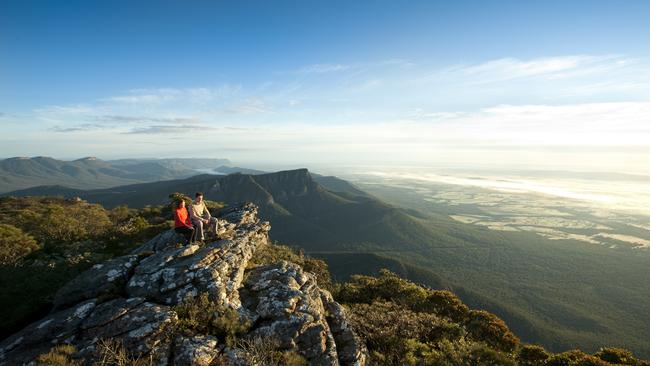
(1, 0), (650, 172)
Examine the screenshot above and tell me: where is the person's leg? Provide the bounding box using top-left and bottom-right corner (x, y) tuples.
(191, 217), (205, 241)
(209, 217), (218, 238)
(189, 227), (197, 244)
(174, 227), (192, 245)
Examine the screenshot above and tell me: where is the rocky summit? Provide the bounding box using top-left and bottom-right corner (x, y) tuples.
(0, 203), (367, 365)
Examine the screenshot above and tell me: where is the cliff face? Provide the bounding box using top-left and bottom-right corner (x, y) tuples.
(0, 203), (367, 366)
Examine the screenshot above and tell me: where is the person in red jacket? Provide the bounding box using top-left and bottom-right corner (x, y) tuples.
(173, 199), (196, 245)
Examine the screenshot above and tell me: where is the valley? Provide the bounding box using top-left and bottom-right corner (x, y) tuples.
(345, 170), (650, 251)
(5, 167), (650, 357)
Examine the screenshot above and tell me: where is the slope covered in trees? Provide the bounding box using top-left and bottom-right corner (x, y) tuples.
(3, 170), (650, 358)
(0, 197), (647, 365)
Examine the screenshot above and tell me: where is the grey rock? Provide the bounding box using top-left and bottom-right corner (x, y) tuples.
(131, 229), (188, 254)
(173, 335), (219, 366)
(80, 297), (146, 330)
(320, 290), (369, 366)
(53, 255), (139, 310)
(243, 261), (340, 366)
(0, 203), (366, 366)
(0, 299), (96, 365)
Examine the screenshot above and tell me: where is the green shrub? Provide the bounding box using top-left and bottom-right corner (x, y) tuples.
(281, 351), (308, 366)
(236, 336), (308, 366)
(173, 293), (251, 346)
(248, 242), (332, 291)
(575, 355), (610, 366)
(138, 205), (166, 224)
(168, 192), (192, 207)
(0, 224), (39, 265)
(466, 343), (516, 366)
(335, 269), (469, 322)
(595, 347), (638, 365)
(518, 344), (551, 366)
(547, 350), (589, 366)
(35, 344), (79, 366)
(0, 197), (112, 246)
(346, 300), (464, 365)
(108, 205), (132, 225)
(92, 338), (153, 366)
(465, 310), (519, 352)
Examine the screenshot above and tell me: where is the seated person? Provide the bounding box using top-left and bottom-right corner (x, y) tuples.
(189, 192), (219, 242)
(173, 199), (196, 245)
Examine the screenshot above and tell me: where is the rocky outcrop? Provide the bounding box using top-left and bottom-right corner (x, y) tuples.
(239, 261), (340, 365)
(0, 203), (367, 365)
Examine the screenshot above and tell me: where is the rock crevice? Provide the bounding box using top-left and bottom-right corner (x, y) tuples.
(0, 203), (367, 366)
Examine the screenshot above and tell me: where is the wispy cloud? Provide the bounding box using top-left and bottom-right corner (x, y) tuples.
(101, 86), (242, 105)
(49, 123), (106, 132)
(422, 55), (634, 85)
(224, 98), (272, 114)
(92, 115), (200, 124)
(124, 124), (218, 134)
(297, 63), (351, 74)
(291, 59), (413, 75)
(396, 102), (650, 146)
(35, 104), (96, 115)
(47, 115), (203, 133)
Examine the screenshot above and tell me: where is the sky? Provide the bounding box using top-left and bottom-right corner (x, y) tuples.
(1, 0), (650, 173)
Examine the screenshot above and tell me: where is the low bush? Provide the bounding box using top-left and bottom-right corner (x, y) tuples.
(236, 336), (307, 366)
(35, 344), (79, 366)
(335, 269), (470, 322)
(93, 339), (152, 366)
(248, 242), (332, 291)
(547, 349), (590, 366)
(0, 224), (39, 265)
(595, 347), (638, 365)
(518, 344), (551, 365)
(172, 293), (251, 346)
(465, 310), (520, 352)
(346, 300), (466, 365)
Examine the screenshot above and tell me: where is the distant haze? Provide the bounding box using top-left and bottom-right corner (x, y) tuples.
(345, 168), (650, 217)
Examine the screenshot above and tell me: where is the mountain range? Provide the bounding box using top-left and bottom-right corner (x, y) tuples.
(3, 168), (650, 358)
(0, 156), (230, 193)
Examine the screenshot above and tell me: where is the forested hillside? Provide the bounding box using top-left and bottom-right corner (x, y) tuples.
(0, 197), (648, 365)
(3, 169), (650, 358)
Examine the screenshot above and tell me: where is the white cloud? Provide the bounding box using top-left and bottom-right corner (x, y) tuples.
(101, 86), (241, 105)
(297, 63), (351, 74)
(397, 102), (650, 146)
(224, 98), (272, 114)
(35, 104), (96, 115)
(421, 55), (635, 85)
(11, 54), (650, 173)
(125, 124), (218, 134)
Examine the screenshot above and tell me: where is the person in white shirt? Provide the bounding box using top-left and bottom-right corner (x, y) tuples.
(189, 192), (218, 242)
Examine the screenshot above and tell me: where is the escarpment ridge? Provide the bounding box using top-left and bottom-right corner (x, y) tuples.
(0, 203), (367, 366)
